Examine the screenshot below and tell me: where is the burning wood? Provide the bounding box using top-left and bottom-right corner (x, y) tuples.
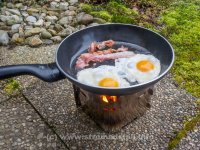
(73, 85), (153, 132)
(100, 95), (117, 103)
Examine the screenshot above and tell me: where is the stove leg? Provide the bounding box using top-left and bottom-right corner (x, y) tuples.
(73, 84), (82, 107)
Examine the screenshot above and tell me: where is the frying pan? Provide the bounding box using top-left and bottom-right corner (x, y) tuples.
(0, 24), (174, 95)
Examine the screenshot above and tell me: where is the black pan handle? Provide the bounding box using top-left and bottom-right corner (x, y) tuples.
(0, 63), (65, 82)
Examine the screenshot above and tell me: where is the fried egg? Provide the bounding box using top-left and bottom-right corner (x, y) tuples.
(77, 65), (130, 88)
(115, 54), (161, 83)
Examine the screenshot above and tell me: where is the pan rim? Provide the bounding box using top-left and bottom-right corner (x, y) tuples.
(56, 23), (175, 91)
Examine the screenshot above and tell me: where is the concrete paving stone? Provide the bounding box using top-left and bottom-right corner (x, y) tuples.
(0, 45), (199, 149)
(0, 95), (66, 150)
(0, 87), (9, 103)
(0, 44), (59, 89)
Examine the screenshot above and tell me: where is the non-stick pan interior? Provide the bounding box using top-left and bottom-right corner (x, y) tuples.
(56, 24), (174, 95)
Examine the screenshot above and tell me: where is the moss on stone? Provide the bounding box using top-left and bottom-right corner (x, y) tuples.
(80, 3), (93, 13)
(91, 11), (112, 22)
(4, 79), (21, 95)
(168, 114), (200, 150)
(106, 1), (138, 16)
(80, 0), (138, 24)
(112, 15), (135, 23)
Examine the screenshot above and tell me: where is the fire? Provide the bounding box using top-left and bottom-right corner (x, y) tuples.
(100, 95), (117, 103)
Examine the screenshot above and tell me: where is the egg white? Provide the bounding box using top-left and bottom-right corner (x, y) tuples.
(77, 65), (130, 87)
(116, 54), (161, 83)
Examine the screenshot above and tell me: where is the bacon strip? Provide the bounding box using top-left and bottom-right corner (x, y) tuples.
(75, 51), (135, 69)
(88, 40), (115, 53)
(92, 46), (128, 55)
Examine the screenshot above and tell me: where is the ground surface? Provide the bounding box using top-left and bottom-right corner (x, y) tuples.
(0, 45), (199, 149)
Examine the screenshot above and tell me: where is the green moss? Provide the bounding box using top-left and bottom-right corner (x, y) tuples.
(80, 1), (138, 24)
(112, 15), (135, 24)
(80, 3), (93, 13)
(160, 1), (200, 97)
(4, 79), (21, 95)
(106, 1), (138, 16)
(168, 114), (200, 150)
(91, 11), (112, 22)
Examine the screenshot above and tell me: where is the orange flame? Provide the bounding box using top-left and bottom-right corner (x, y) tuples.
(100, 95), (117, 103)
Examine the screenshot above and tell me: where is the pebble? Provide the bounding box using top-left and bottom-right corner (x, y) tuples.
(28, 36), (43, 47)
(26, 16), (37, 24)
(51, 36), (62, 42)
(27, 8), (39, 15)
(24, 26), (33, 30)
(41, 30), (52, 39)
(6, 15), (23, 26)
(11, 24), (21, 33)
(50, 2), (59, 9)
(54, 24), (64, 32)
(69, 0), (78, 5)
(15, 3), (23, 9)
(60, 2), (69, 10)
(47, 11), (59, 17)
(48, 25), (54, 30)
(68, 11), (76, 16)
(7, 3), (14, 8)
(58, 28), (72, 37)
(25, 27), (44, 37)
(4, 11), (12, 16)
(69, 6), (77, 11)
(0, 15), (7, 22)
(20, 6), (28, 11)
(32, 13), (40, 20)
(59, 17), (70, 25)
(11, 33), (24, 44)
(47, 29), (57, 36)
(46, 16), (58, 24)
(42, 39), (53, 45)
(39, 13), (46, 19)
(21, 11), (29, 17)
(44, 22), (51, 28)
(6, 9), (21, 16)
(0, 30), (9, 45)
(34, 19), (44, 27)
(77, 13), (93, 25)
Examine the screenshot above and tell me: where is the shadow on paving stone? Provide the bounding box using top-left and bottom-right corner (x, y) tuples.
(22, 74), (199, 150)
(0, 95), (66, 149)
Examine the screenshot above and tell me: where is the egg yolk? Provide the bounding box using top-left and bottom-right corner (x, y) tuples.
(136, 60), (154, 72)
(98, 78), (119, 87)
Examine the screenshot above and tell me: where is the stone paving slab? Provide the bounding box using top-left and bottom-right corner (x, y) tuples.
(0, 95), (66, 150)
(22, 75), (199, 150)
(0, 45), (58, 89)
(0, 45), (199, 149)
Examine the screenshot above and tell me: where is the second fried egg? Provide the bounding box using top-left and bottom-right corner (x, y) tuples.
(115, 54), (161, 83)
